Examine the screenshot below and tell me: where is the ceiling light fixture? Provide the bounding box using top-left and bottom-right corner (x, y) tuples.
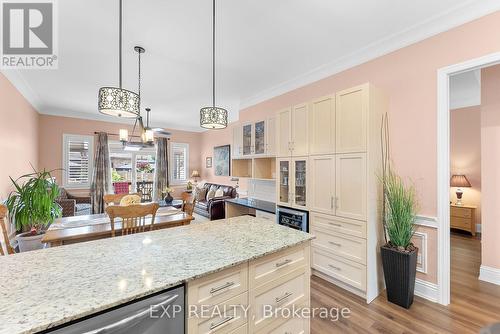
(98, 0), (140, 118)
(200, 0), (228, 129)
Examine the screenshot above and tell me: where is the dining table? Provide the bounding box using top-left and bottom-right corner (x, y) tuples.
(41, 206), (194, 247)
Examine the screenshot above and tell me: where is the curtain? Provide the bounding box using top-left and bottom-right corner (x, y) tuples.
(153, 137), (169, 201)
(90, 132), (111, 214)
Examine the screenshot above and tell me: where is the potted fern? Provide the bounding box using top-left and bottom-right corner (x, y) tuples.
(381, 170), (418, 308)
(6, 168), (62, 252)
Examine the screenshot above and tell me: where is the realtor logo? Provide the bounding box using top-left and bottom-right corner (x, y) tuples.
(1, 0), (58, 68)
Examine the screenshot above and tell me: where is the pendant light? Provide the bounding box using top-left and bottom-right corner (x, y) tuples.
(200, 0), (228, 129)
(98, 0), (140, 118)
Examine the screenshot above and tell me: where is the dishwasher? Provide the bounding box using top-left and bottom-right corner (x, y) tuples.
(46, 285), (184, 334)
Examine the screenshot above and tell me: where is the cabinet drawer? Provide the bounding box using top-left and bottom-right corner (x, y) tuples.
(188, 263), (248, 307)
(311, 225), (366, 265)
(256, 314), (309, 334)
(312, 247), (366, 292)
(451, 216), (471, 230)
(310, 212), (366, 239)
(249, 245), (308, 289)
(249, 267), (309, 332)
(255, 210), (276, 222)
(451, 207), (472, 218)
(190, 292), (248, 334)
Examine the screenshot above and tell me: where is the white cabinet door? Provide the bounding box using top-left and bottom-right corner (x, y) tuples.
(310, 155), (335, 215)
(266, 116), (276, 156)
(232, 125), (243, 158)
(309, 95), (335, 155)
(335, 85), (367, 153)
(335, 153), (367, 221)
(254, 120), (266, 155)
(277, 108), (292, 157)
(291, 103), (309, 156)
(292, 158), (308, 209)
(277, 158), (292, 206)
(242, 123), (253, 156)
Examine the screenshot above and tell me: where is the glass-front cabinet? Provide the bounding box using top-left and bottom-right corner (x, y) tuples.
(242, 123), (253, 156)
(277, 157), (308, 208)
(254, 121), (265, 155)
(294, 159), (307, 207)
(278, 160), (290, 205)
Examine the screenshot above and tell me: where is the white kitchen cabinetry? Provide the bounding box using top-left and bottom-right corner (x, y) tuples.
(233, 119), (276, 158)
(276, 157), (308, 209)
(276, 104), (309, 157)
(232, 125), (243, 158)
(309, 95), (335, 155)
(309, 155), (335, 215)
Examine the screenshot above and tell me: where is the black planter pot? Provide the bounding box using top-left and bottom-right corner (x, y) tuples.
(164, 193), (174, 203)
(381, 244), (418, 309)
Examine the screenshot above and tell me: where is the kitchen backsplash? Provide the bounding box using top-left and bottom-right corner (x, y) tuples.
(247, 179), (276, 202)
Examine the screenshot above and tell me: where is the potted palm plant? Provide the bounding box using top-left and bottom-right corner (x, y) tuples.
(6, 168), (61, 252)
(381, 170), (418, 308)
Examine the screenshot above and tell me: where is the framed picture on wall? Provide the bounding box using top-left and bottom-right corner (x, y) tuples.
(206, 157), (213, 168)
(214, 145), (231, 176)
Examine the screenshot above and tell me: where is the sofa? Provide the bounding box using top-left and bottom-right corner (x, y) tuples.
(56, 188), (92, 217)
(193, 183), (237, 220)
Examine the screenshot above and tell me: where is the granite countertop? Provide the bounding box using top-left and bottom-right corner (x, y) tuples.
(225, 197), (276, 214)
(0, 216), (312, 334)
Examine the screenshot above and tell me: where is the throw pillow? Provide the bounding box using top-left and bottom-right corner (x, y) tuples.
(214, 189), (224, 198)
(119, 194), (141, 206)
(195, 188), (207, 202)
(206, 189), (216, 201)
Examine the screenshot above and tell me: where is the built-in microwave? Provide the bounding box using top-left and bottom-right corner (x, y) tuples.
(276, 206), (308, 232)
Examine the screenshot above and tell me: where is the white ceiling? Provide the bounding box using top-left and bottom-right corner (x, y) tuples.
(3, 0), (500, 132)
(450, 69), (481, 110)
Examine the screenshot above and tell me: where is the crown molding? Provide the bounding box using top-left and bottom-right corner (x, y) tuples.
(1, 70), (44, 112)
(240, 0), (500, 109)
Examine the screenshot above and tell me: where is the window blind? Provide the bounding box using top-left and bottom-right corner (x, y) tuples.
(67, 139), (90, 184)
(171, 143), (188, 183)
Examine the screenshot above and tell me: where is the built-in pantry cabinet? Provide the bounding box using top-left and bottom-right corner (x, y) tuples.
(274, 83), (387, 303)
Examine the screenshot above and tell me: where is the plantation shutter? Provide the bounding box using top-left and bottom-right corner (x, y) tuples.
(63, 135), (94, 187)
(171, 143), (189, 183)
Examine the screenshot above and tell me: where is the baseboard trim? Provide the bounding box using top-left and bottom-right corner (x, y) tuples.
(414, 278), (439, 303)
(479, 265), (500, 285)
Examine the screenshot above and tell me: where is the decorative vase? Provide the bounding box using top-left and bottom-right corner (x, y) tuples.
(381, 244), (418, 309)
(165, 193), (173, 203)
(15, 231), (45, 252)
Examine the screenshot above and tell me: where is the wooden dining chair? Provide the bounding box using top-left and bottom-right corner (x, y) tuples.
(106, 202), (160, 237)
(0, 204), (15, 255)
(181, 192), (196, 216)
(104, 193), (142, 207)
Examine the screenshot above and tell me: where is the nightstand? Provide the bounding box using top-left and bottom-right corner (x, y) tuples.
(450, 204), (476, 236)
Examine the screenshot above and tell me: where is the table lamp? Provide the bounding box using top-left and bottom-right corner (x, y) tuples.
(450, 174), (471, 206)
(191, 170), (200, 185)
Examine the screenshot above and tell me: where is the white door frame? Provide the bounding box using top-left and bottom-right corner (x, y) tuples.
(437, 52), (500, 305)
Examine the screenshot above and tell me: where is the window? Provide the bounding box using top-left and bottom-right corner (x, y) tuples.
(109, 141), (156, 193)
(62, 134), (94, 188)
(170, 142), (189, 184)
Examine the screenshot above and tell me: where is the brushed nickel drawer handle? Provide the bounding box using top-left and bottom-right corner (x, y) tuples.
(210, 316), (234, 330)
(275, 291), (293, 304)
(329, 222), (341, 227)
(275, 259), (292, 268)
(210, 281), (235, 294)
(329, 241), (341, 247)
(329, 264), (341, 271)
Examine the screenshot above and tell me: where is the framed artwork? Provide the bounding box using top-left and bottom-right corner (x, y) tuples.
(206, 157), (213, 168)
(214, 145), (231, 176)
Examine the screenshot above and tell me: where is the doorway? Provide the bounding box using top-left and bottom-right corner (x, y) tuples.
(437, 52), (500, 305)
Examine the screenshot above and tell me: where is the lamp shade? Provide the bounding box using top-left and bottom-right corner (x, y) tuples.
(98, 87), (140, 118)
(200, 106), (228, 129)
(191, 170), (200, 178)
(450, 174), (471, 188)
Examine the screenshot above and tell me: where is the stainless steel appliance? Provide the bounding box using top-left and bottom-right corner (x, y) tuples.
(276, 206), (308, 232)
(47, 285), (184, 334)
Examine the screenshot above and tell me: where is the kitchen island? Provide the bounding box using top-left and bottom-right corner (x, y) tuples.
(0, 216), (312, 334)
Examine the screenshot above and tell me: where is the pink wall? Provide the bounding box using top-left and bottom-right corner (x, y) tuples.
(38, 115), (202, 197)
(450, 106), (481, 225)
(200, 11), (500, 283)
(480, 65), (500, 269)
(0, 73), (39, 201)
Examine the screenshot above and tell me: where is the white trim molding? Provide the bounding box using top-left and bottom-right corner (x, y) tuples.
(479, 266), (500, 286)
(437, 52), (500, 306)
(415, 215), (438, 229)
(414, 278), (439, 303)
(413, 232), (428, 274)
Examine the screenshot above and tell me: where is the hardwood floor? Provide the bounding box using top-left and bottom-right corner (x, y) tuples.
(310, 234), (500, 333)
